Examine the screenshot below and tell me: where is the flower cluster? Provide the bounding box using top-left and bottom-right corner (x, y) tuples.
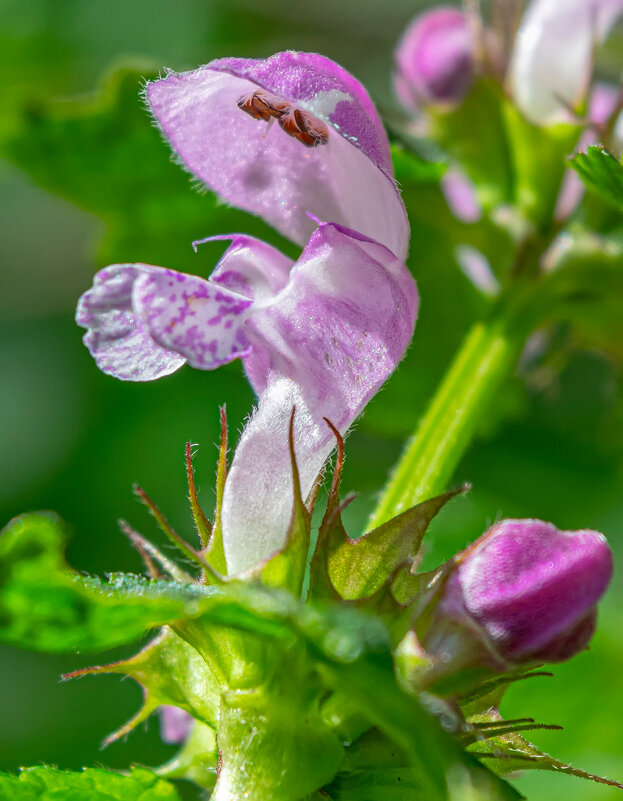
(395, 0), (623, 228)
(69, 32), (619, 797)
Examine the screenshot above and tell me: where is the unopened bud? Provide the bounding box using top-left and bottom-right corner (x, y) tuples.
(159, 705), (193, 744)
(394, 7), (475, 110)
(425, 519), (613, 677)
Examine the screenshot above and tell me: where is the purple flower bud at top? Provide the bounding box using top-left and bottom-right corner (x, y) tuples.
(394, 7), (475, 110)
(426, 519), (613, 672)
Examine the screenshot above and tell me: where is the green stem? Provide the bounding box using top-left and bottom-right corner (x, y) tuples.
(368, 286), (538, 530)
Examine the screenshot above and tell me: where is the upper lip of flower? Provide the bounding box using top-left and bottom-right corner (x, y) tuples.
(146, 51), (410, 261)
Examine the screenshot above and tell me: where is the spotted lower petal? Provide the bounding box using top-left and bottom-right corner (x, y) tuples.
(76, 265), (186, 381)
(134, 269), (252, 370)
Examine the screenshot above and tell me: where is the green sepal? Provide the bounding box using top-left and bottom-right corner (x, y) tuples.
(260, 410), (311, 596)
(158, 721), (218, 791)
(0, 766), (182, 800)
(503, 104), (580, 230)
(458, 670), (554, 711)
(309, 420), (349, 601)
(325, 487), (468, 601)
(464, 709), (623, 790)
(65, 626), (220, 745)
(204, 407), (229, 575)
(0, 512), (204, 653)
(570, 145), (623, 211)
(430, 79), (513, 211)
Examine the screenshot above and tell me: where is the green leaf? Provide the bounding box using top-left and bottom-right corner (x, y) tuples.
(325, 729), (430, 800)
(0, 766), (182, 800)
(327, 487), (467, 600)
(0, 63), (294, 271)
(0, 512), (203, 652)
(570, 146), (623, 211)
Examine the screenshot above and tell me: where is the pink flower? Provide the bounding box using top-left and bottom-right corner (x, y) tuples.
(426, 519), (613, 671)
(77, 52), (418, 574)
(393, 7), (475, 109)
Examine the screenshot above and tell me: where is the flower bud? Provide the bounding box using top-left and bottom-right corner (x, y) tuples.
(394, 7), (475, 110)
(425, 519), (613, 674)
(159, 705), (193, 745)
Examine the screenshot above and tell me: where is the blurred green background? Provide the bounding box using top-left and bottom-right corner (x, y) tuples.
(1, 0), (622, 798)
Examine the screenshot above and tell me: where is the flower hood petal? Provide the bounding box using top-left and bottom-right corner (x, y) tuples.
(510, 0), (623, 124)
(147, 51), (409, 260)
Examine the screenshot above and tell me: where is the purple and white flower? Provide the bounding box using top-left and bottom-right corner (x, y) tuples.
(77, 52), (418, 575)
(395, 0), (623, 126)
(510, 0), (623, 124)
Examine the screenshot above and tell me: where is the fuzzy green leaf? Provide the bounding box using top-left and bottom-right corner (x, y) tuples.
(0, 512), (205, 652)
(570, 146), (623, 211)
(0, 766), (182, 800)
(327, 487), (467, 600)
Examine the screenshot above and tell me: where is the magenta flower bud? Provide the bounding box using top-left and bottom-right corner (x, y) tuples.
(394, 7), (475, 110)
(427, 519), (613, 672)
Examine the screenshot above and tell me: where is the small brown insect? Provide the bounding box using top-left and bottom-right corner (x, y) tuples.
(237, 90), (291, 121)
(278, 108), (330, 148)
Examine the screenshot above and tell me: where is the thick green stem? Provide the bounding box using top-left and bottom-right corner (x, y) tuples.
(368, 288), (537, 530)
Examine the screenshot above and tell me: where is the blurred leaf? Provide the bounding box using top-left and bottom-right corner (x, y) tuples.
(430, 79), (513, 211)
(503, 105), (579, 230)
(544, 227), (623, 361)
(325, 728), (432, 800)
(0, 512), (203, 653)
(570, 146), (623, 211)
(0, 63), (294, 272)
(0, 765), (182, 800)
